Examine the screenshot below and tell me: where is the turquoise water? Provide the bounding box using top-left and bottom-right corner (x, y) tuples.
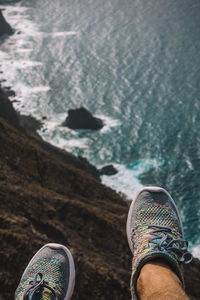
(0, 0), (200, 256)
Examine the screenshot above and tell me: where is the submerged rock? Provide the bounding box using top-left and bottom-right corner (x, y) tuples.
(0, 10), (13, 36)
(63, 107), (104, 130)
(99, 164), (118, 176)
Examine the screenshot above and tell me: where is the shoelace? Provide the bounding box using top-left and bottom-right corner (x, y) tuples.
(148, 224), (192, 264)
(23, 272), (58, 300)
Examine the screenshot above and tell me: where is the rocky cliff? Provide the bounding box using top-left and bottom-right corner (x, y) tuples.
(0, 88), (200, 300)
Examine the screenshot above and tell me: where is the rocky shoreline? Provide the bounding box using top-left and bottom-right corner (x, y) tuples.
(0, 6), (200, 300)
(0, 86), (101, 180)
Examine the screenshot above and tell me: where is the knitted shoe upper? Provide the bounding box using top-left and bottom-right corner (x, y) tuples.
(130, 191), (182, 232)
(15, 244), (72, 300)
(127, 188), (192, 300)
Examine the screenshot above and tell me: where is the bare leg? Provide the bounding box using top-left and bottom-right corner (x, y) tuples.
(137, 259), (189, 300)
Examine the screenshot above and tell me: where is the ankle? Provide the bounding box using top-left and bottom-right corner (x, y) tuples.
(136, 259), (189, 300)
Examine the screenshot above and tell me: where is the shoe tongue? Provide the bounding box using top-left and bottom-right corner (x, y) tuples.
(43, 288), (55, 300)
(31, 288), (54, 300)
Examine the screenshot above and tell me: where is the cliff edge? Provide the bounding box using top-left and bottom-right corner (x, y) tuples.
(0, 88), (200, 299)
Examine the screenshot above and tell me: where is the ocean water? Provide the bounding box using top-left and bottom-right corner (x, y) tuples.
(0, 0), (200, 257)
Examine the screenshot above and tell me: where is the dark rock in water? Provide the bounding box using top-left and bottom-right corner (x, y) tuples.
(99, 164), (118, 176)
(7, 89), (15, 97)
(63, 107), (103, 130)
(0, 10), (13, 37)
(3, 86), (16, 97)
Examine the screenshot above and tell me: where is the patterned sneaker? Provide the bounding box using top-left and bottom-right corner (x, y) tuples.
(126, 186), (192, 300)
(15, 243), (75, 300)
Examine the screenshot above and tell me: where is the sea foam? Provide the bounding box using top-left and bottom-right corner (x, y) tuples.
(101, 158), (163, 200)
(192, 245), (200, 259)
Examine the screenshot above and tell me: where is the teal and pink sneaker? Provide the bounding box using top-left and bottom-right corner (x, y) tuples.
(126, 186), (192, 300)
(15, 243), (75, 300)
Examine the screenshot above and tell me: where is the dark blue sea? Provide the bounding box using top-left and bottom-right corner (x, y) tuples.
(0, 0), (200, 256)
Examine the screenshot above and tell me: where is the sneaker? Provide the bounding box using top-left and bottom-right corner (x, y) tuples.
(15, 243), (75, 300)
(126, 186), (192, 300)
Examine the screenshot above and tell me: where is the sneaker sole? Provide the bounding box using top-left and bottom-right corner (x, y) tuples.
(126, 186), (183, 254)
(20, 243), (75, 300)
